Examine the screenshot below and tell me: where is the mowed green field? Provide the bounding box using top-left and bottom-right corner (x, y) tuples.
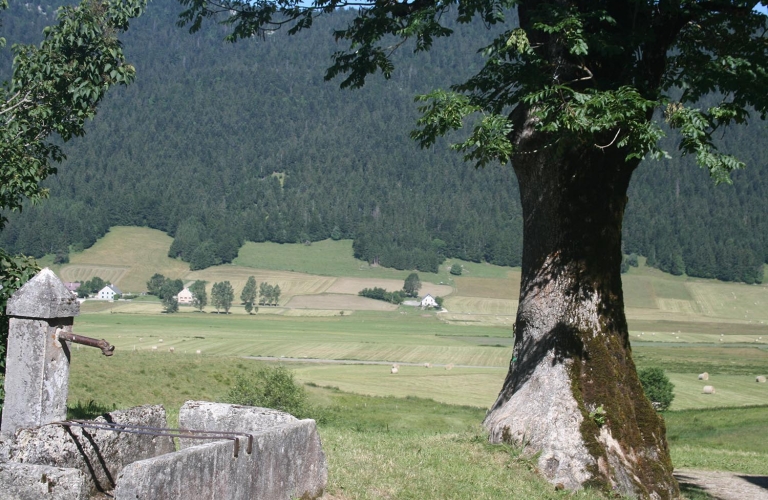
(73, 312), (767, 411)
(73, 312), (513, 369)
(41, 226), (768, 484)
(59, 227), (767, 412)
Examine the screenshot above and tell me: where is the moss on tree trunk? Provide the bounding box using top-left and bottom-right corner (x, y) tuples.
(484, 124), (679, 498)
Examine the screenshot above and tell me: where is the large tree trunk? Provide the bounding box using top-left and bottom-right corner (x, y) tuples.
(484, 120), (679, 498)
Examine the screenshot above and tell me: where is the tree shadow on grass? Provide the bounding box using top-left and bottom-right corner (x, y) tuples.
(738, 475), (768, 490)
(677, 481), (716, 500)
(67, 400), (117, 420)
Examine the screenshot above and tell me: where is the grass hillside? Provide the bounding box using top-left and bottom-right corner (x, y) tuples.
(49, 227), (190, 293)
(234, 240), (428, 280)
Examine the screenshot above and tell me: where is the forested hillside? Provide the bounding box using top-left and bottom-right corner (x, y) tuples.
(1, 0), (766, 282)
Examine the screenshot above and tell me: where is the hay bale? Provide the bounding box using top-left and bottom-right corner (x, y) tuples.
(702, 385), (715, 394)
(195, 349), (202, 355)
(424, 363), (431, 368)
(151, 346), (158, 351)
(698, 372), (709, 381)
(445, 363), (454, 371)
(169, 347), (175, 353)
(391, 367), (399, 374)
(756, 375), (766, 383)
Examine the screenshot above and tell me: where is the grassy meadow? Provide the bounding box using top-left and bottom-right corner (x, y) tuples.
(35, 227), (768, 498)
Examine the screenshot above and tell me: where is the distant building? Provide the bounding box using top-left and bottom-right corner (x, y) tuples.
(97, 284), (122, 301)
(420, 294), (438, 309)
(176, 287), (194, 305)
(64, 282), (81, 297)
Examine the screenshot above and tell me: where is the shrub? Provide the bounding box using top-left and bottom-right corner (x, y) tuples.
(449, 263), (462, 275)
(226, 366), (314, 419)
(638, 367), (675, 411)
(358, 287), (405, 304)
(53, 251), (69, 264)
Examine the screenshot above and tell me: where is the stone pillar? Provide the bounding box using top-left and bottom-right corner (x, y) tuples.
(1, 268), (79, 438)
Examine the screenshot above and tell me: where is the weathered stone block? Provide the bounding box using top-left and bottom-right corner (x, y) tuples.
(6, 268), (79, 319)
(115, 403), (327, 500)
(2, 269), (79, 438)
(0, 405), (174, 496)
(0, 462), (88, 500)
(177, 400), (298, 449)
(1, 316), (72, 437)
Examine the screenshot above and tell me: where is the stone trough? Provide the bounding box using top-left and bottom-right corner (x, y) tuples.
(114, 402), (326, 500)
(0, 402), (327, 499)
(0, 269), (327, 499)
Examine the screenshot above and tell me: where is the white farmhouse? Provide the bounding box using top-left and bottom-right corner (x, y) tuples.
(176, 287), (194, 305)
(97, 284), (122, 301)
(420, 294), (438, 309)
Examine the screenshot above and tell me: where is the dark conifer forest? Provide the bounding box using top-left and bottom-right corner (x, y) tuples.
(1, 0), (766, 282)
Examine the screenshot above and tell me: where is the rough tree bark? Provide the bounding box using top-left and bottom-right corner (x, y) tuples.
(483, 113), (678, 499)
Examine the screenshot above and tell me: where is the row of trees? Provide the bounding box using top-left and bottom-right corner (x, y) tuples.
(212, 278), (282, 313)
(257, 282), (282, 307)
(148, 274), (281, 313)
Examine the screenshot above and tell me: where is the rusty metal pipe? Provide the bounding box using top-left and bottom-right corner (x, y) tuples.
(57, 330), (115, 356)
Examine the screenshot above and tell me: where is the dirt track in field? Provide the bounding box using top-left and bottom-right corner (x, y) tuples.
(675, 469), (768, 500)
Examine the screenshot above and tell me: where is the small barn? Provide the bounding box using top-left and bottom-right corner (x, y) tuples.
(420, 294), (438, 309)
(176, 287), (194, 305)
(97, 284), (122, 301)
